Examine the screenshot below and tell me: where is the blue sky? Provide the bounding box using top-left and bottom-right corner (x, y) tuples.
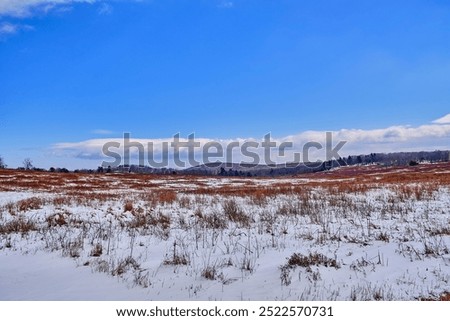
(1, 0), (450, 169)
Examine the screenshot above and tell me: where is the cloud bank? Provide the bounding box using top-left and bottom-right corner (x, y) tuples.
(51, 114), (450, 167)
(0, 0), (98, 17)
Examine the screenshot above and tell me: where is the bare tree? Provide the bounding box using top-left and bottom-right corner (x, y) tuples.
(0, 155), (6, 169)
(23, 158), (33, 170)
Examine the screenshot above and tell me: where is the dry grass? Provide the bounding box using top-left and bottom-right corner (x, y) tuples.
(223, 199), (251, 227)
(194, 209), (228, 229)
(46, 213), (68, 227)
(0, 218), (38, 234)
(124, 201), (134, 212)
(90, 243), (103, 257)
(128, 211), (171, 230)
(285, 252), (339, 269)
(1, 162), (449, 202)
(440, 292), (450, 301)
(420, 292), (450, 301)
(1, 163), (450, 299)
(201, 265), (217, 280)
(16, 197), (45, 212)
(113, 257), (140, 276)
(280, 252), (339, 286)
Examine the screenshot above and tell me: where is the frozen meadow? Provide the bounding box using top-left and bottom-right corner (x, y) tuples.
(0, 164), (449, 301)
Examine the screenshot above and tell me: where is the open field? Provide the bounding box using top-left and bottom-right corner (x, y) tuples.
(1, 163), (450, 300)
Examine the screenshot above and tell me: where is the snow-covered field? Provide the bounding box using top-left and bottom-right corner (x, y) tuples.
(1, 164), (449, 301)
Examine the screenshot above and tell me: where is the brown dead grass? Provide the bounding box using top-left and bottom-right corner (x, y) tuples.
(420, 292), (450, 301)
(17, 197), (45, 212)
(124, 201), (134, 212)
(0, 162), (449, 204)
(0, 218), (38, 234)
(286, 252), (340, 269)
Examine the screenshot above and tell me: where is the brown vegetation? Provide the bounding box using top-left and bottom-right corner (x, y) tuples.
(0, 162), (449, 202)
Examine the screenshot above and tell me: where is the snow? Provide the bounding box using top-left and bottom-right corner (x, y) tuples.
(0, 251), (147, 300)
(1, 174), (449, 301)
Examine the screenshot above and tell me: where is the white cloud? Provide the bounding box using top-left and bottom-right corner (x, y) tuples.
(0, 1), (134, 38)
(0, 22), (18, 34)
(51, 120), (450, 166)
(433, 113), (450, 124)
(284, 123), (450, 159)
(0, 22), (34, 36)
(0, 0), (97, 17)
(0, 0), (144, 17)
(98, 2), (113, 15)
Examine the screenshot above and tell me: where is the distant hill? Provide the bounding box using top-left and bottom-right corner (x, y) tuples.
(99, 150), (450, 177)
(181, 150), (450, 177)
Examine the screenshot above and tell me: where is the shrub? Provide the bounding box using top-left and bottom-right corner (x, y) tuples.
(46, 213), (67, 227)
(376, 232), (390, 242)
(0, 218), (38, 234)
(18, 197), (44, 212)
(163, 253), (189, 266)
(279, 252), (339, 286)
(90, 243), (103, 257)
(163, 241), (189, 266)
(286, 252), (339, 268)
(124, 201), (134, 212)
(149, 213), (171, 230)
(113, 257), (140, 276)
(223, 199), (251, 227)
(200, 211), (228, 230)
(201, 266), (217, 280)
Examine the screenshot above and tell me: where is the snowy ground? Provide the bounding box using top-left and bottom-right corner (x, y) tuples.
(1, 165), (449, 300)
(0, 251), (148, 300)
